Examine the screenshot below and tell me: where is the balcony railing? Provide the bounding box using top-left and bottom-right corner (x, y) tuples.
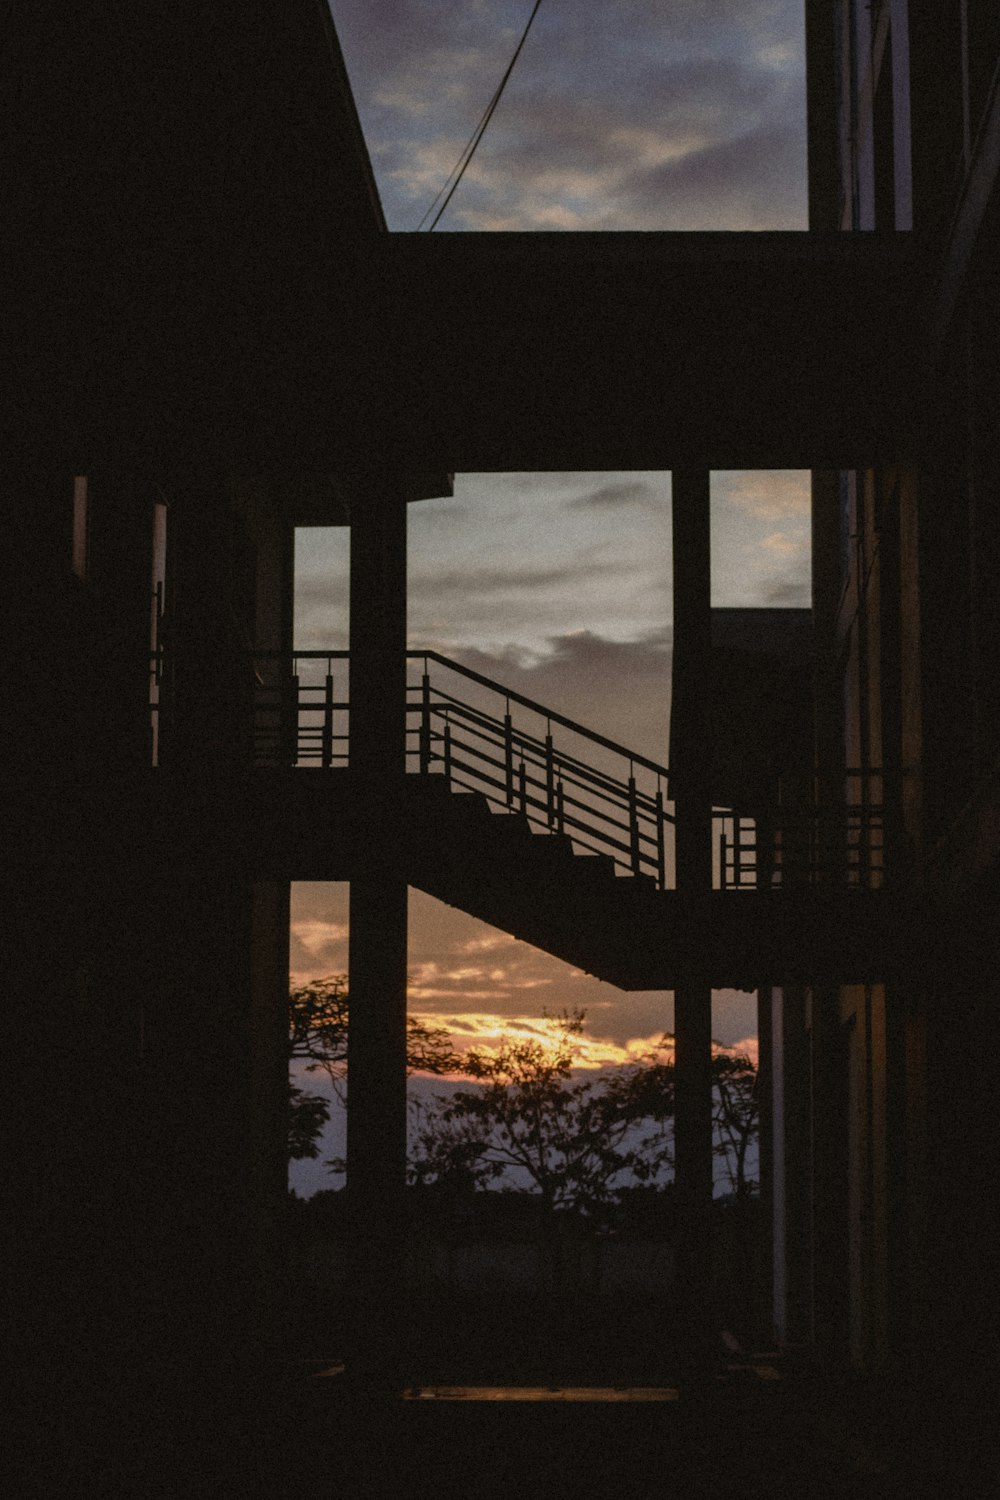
(714, 771), (885, 890)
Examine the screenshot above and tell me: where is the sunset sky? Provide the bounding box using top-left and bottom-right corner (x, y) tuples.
(291, 5), (811, 1193)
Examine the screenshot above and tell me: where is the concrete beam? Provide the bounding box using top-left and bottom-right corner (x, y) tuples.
(260, 232), (929, 473)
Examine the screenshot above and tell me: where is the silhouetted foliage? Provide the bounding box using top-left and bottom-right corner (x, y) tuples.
(609, 1034), (759, 1195)
(711, 1049), (759, 1197)
(288, 1083), (331, 1160)
(291, 985), (758, 1208)
(407, 1016), (759, 1211)
(288, 975), (460, 1160)
(408, 1010), (659, 1219)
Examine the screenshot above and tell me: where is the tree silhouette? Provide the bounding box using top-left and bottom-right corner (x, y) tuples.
(408, 1010), (657, 1218)
(288, 975), (460, 1161)
(288, 1083), (331, 1161)
(711, 1048), (759, 1197)
(408, 1018), (759, 1207)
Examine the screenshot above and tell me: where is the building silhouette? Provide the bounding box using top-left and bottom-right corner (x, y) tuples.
(8, 0), (999, 1483)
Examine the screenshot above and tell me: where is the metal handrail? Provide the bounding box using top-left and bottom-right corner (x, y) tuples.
(403, 653), (672, 886)
(151, 645), (885, 891)
(409, 650), (672, 781)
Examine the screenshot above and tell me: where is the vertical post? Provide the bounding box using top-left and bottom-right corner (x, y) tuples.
(670, 466), (715, 1388)
(656, 787), (666, 889)
(322, 671), (334, 769)
(628, 774), (641, 875)
(504, 710), (514, 806)
(545, 731), (555, 828)
(284, 670), (300, 767)
(518, 758), (527, 815)
(346, 476), (409, 1390)
(419, 669), (431, 773)
(346, 872), (408, 1390)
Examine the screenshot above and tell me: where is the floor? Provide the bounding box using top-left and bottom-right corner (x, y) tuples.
(23, 1350), (992, 1497)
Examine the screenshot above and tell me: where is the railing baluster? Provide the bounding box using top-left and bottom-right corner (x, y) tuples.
(556, 780), (565, 836)
(443, 716), (452, 785)
(656, 788), (666, 889)
(627, 773), (641, 875)
(518, 758), (527, 815)
(504, 708), (514, 806)
(545, 730), (555, 828)
(322, 669), (334, 769)
(420, 668), (432, 773)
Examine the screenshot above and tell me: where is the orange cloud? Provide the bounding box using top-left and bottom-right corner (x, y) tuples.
(408, 1010), (676, 1078)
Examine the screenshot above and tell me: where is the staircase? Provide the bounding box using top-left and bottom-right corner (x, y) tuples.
(154, 648), (914, 987)
(402, 773), (666, 988)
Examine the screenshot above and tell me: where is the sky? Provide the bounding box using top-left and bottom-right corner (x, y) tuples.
(328, 0), (808, 232)
(291, 7), (811, 1194)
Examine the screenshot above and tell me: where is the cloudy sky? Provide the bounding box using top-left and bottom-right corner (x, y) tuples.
(328, 0), (807, 232)
(291, 7), (810, 1193)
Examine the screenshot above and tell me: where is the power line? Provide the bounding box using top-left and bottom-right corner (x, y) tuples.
(417, 0), (545, 232)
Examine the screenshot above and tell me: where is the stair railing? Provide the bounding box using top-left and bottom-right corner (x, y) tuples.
(160, 647), (882, 892)
(406, 651), (674, 888)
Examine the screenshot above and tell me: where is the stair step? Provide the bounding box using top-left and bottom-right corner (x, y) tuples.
(567, 851), (617, 876)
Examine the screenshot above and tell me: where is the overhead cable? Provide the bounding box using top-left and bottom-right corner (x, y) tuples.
(417, 0), (545, 231)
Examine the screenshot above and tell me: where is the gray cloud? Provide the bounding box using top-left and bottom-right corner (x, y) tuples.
(410, 558), (612, 601)
(453, 627), (673, 768)
(565, 479), (657, 511)
(761, 575), (810, 607)
(329, 0), (807, 230)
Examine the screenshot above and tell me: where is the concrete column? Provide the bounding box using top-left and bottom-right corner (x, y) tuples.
(349, 479), (408, 783)
(346, 477), (410, 1387)
(771, 984), (814, 1348)
(756, 984), (776, 1342)
(166, 483), (254, 772)
(670, 467), (716, 1380)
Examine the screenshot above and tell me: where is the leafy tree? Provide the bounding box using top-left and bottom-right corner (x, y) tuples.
(609, 1033), (759, 1196)
(288, 975), (460, 1161)
(711, 1048), (759, 1197)
(407, 1010), (653, 1220)
(407, 1014), (758, 1212)
(288, 1083), (331, 1161)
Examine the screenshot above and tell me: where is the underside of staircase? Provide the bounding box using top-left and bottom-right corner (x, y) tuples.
(167, 767), (923, 990)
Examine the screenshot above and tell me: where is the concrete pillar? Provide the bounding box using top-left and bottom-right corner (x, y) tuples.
(771, 984), (814, 1348)
(346, 476), (410, 1386)
(165, 482), (255, 772)
(756, 984), (776, 1341)
(670, 467), (716, 1380)
(349, 478), (408, 783)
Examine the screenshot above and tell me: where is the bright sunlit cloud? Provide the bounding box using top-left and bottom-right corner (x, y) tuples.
(711, 470), (811, 608)
(291, 885), (758, 1055)
(408, 1009), (676, 1077)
